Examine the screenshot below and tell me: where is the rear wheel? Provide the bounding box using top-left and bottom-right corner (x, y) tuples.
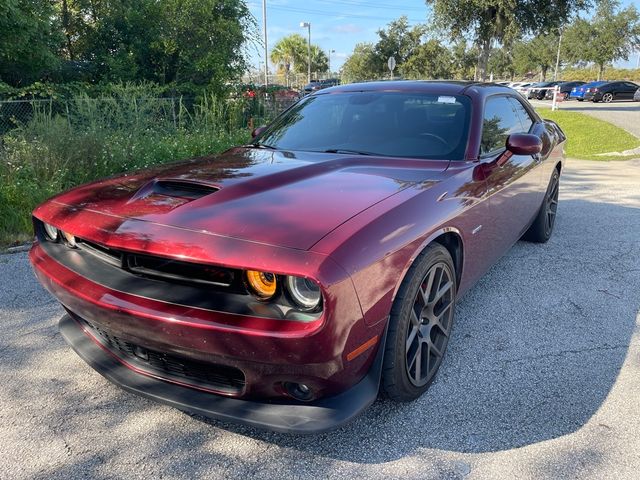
(522, 169), (560, 243)
(381, 244), (456, 401)
(602, 92), (614, 103)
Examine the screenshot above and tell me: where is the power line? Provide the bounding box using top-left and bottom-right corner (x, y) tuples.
(266, 4), (425, 23)
(312, 0), (427, 12)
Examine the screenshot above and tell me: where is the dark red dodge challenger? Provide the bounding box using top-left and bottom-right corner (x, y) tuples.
(30, 81), (565, 433)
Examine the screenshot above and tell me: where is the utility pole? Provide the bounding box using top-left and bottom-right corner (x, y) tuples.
(329, 49), (335, 75)
(553, 29), (563, 81)
(263, 0), (268, 86)
(300, 22), (311, 83)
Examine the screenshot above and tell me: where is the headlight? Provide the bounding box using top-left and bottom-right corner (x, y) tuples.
(42, 222), (59, 241)
(246, 270), (277, 299)
(286, 276), (321, 311)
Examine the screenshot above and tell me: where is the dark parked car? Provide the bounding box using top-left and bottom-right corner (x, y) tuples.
(544, 81), (586, 100)
(30, 81), (565, 433)
(303, 78), (340, 94)
(583, 81), (639, 102)
(527, 81), (561, 100)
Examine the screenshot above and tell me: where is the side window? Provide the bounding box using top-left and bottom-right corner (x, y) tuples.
(508, 97), (533, 133)
(480, 96), (524, 156)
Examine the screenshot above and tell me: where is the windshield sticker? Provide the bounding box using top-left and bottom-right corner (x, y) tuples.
(437, 96), (457, 104)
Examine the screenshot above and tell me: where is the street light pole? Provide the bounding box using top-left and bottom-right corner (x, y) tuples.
(553, 28), (563, 81)
(262, 0), (268, 86)
(329, 49), (335, 75)
(300, 22), (311, 83)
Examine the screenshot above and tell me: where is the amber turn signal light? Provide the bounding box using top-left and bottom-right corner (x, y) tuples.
(246, 270), (277, 299)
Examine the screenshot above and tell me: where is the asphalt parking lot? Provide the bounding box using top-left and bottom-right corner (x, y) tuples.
(1, 158), (640, 479)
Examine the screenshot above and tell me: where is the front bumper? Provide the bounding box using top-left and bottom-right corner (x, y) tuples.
(60, 313), (383, 433)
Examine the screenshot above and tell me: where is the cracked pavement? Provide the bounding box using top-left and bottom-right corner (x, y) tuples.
(1, 158), (639, 479)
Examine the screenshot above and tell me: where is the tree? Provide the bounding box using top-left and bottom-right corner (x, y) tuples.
(512, 33), (560, 81)
(1, 0), (253, 89)
(296, 45), (329, 75)
(158, 0), (253, 87)
(375, 16), (426, 66)
(401, 40), (453, 79)
(270, 34), (307, 75)
(564, 0), (640, 80)
(270, 34), (329, 78)
(426, 0), (588, 80)
(0, 0), (61, 86)
(451, 40), (477, 80)
(487, 46), (517, 80)
(341, 43), (381, 82)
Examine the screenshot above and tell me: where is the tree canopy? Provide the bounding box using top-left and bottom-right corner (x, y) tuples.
(0, 0), (61, 85)
(426, 0), (590, 80)
(564, 0), (640, 80)
(0, 0), (254, 91)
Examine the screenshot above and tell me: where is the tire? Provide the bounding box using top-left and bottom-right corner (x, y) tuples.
(381, 244), (456, 401)
(577, 98), (583, 102)
(602, 92), (614, 103)
(522, 169), (560, 243)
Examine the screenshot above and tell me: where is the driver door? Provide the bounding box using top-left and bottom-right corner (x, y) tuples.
(479, 95), (544, 265)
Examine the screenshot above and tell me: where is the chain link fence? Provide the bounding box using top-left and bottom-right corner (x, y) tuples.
(0, 96), (298, 136)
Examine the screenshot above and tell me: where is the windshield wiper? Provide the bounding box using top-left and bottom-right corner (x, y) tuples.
(322, 148), (375, 156)
(248, 143), (277, 150)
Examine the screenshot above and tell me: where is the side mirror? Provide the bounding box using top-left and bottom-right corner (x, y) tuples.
(251, 126), (267, 138)
(506, 133), (542, 155)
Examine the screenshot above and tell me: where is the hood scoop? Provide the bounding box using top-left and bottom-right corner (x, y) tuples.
(129, 179), (219, 203)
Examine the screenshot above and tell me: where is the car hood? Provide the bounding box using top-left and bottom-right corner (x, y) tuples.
(46, 148), (450, 250)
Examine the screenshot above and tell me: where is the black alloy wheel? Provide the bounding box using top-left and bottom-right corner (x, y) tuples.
(404, 261), (454, 387)
(522, 169), (560, 243)
(544, 170), (560, 237)
(381, 244), (456, 401)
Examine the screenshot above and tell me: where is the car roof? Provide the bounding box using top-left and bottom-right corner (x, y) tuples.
(316, 80), (514, 98)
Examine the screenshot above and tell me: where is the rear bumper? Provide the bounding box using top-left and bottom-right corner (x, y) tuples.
(60, 313), (383, 433)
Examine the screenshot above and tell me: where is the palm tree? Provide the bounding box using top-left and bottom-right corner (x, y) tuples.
(270, 34), (330, 83)
(270, 34), (307, 82)
(295, 45), (329, 75)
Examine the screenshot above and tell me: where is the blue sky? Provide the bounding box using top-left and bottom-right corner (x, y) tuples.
(246, 0), (640, 72)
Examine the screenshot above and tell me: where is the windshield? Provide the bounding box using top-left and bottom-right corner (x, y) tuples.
(255, 92), (471, 160)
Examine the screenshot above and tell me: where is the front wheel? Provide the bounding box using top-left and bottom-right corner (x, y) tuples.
(522, 169), (560, 243)
(381, 244), (456, 401)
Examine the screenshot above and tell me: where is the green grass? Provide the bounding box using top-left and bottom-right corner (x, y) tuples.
(536, 108), (640, 161)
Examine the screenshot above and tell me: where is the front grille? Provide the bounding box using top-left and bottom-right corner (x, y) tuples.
(80, 318), (246, 395)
